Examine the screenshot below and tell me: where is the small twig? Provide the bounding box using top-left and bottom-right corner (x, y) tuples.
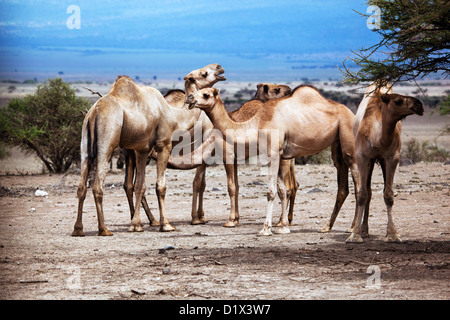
(19, 279), (49, 284)
(83, 87), (103, 97)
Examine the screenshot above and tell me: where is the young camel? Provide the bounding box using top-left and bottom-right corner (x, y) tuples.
(121, 64), (226, 227)
(186, 85), (360, 235)
(168, 82), (296, 227)
(346, 85), (424, 243)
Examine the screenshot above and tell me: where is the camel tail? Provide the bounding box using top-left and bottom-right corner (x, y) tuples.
(86, 114), (98, 169)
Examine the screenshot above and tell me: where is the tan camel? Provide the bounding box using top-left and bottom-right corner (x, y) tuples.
(168, 82), (296, 227)
(346, 85), (424, 243)
(121, 64), (226, 228)
(72, 64), (228, 236)
(186, 85), (360, 235)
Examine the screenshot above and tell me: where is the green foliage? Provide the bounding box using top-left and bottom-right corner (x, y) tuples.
(341, 0), (450, 88)
(0, 78), (91, 173)
(401, 139), (449, 163)
(437, 95), (450, 115)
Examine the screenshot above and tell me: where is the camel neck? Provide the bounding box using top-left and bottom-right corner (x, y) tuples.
(379, 109), (400, 148)
(204, 98), (246, 135)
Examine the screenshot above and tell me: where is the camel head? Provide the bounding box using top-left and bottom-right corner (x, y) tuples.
(380, 93), (424, 120)
(254, 83), (291, 102)
(186, 88), (220, 110)
(184, 63), (226, 91)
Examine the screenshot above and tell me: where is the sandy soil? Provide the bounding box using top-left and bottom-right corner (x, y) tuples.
(0, 80), (448, 301)
(0, 161), (448, 300)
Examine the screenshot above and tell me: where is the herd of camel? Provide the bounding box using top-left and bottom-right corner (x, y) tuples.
(72, 63), (424, 243)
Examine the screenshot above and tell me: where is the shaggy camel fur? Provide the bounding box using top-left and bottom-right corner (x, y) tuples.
(346, 85), (424, 243)
(186, 85), (359, 235)
(122, 64), (226, 227)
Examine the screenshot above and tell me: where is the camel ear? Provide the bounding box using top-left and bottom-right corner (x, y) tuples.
(263, 85), (269, 93)
(257, 83), (263, 89)
(380, 94), (390, 104)
(213, 88), (220, 97)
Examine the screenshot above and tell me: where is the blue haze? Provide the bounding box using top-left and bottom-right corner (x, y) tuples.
(0, 0), (379, 82)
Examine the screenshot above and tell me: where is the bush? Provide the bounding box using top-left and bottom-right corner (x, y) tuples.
(401, 139), (449, 164)
(0, 78), (91, 173)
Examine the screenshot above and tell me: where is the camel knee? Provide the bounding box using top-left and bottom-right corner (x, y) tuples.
(357, 189), (368, 207)
(123, 181), (134, 196)
(92, 187), (103, 202)
(77, 184), (87, 200)
(156, 183), (165, 198)
(267, 188), (276, 201)
(384, 189), (394, 207)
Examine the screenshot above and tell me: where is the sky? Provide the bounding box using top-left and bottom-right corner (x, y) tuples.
(0, 0), (380, 81)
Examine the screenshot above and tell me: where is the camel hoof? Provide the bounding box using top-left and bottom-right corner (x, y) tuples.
(320, 225), (332, 233)
(98, 229), (113, 236)
(71, 229), (85, 237)
(160, 224), (176, 232)
(385, 233), (402, 243)
(346, 233), (363, 243)
(274, 226), (290, 234)
(259, 227), (272, 236)
(191, 218), (207, 225)
(128, 225), (143, 232)
(223, 220), (237, 228)
(149, 220), (161, 227)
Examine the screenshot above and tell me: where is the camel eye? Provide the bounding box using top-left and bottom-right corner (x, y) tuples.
(394, 98), (403, 105)
(203, 93), (210, 99)
(202, 72), (208, 78)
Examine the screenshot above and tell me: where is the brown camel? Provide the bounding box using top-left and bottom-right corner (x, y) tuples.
(121, 64), (226, 228)
(186, 85), (360, 235)
(72, 67), (231, 236)
(346, 85), (424, 243)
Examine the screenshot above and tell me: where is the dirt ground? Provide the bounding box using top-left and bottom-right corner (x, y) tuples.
(0, 160), (448, 300)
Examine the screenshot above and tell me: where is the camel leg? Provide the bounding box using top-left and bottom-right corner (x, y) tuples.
(223, 162), (238, 227)
(234, 159), (240, 224)
(129, 150), (149, 232)
(276, 160), (291, 227)
(123, 149), (158, 226)
(274, 171), (290, 234)
(72, 159), (89, 237)
(191, 165), (208, 224)
(346, 154), (371, 243)
(380, 158), (402, 242)
(288, 160), (298, 225)
(259, 155), (280, 236)
(321, 142), (349, 232)
(92, 153), (113, 236)
(360, 160), (375, 237)
(155, 146), (176, 232)
(197, 165), (207, 222)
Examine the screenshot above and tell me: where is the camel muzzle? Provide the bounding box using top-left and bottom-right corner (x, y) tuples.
(411, 100), (424, 116)
(186, 94), (197, 109)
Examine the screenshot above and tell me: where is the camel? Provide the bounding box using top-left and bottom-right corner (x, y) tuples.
(121, 64), (226, 227)
(167, 82), (296, 227)
(186, 85), (360, 235)
(346, 85), (424, 243)
(72, 64), (226, 236)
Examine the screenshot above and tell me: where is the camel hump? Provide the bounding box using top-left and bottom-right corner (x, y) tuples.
(109, 75), (140, 99)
